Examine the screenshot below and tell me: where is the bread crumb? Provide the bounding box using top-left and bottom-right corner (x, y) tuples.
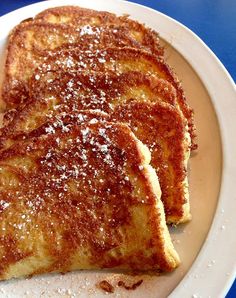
(98, 280), (114, 293)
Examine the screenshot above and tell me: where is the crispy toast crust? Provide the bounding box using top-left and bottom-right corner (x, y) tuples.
(35, 5), (163, 56)
(1, 5), (163, 110)
(0, 118), (179, 280)
(0, 71), (177, 150)
(32, 102), (191, 224)
(1, 5), (196, 148)
(0, 5), (199, 280)
(2, 21), (155, 109)
(110, 102), (191, 223)
(33, 46), (196, 148)
(0, 70), (191, 223)
(29, 71), (177, 110)
(25, 45), (193, 131)
(0, 103), (191, 224)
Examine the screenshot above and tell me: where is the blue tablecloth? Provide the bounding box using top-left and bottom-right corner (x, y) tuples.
(0, 0), (235, 296)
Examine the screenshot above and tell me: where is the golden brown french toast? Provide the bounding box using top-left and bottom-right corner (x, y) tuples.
(0, 108), (109, 150)
(0, 73), (190, 223)
(25, 102), (191, 224)
(28, 71), (177, 111)
(32, 46), (196, 148)
(0, 71), (177, 150)
(0, 69), (191, 223)
(1, 6), (163, 111)
(28, 70), (191, 222)
(110, 102), (191, 223)
(1, 5), (196, 145)
(0, 116), (179, 280)
(35, 5), (163, 56)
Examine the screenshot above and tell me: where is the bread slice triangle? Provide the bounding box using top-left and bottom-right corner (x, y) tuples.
(1, 5), (162, 111)
(0, 114), (179, 280)
(0, 71), (191, 223)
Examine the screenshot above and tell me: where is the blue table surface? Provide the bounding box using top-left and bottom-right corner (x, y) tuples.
(0, 0), (235, 296)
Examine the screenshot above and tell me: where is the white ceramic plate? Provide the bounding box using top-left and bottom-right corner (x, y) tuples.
(0, 0), (235, 297)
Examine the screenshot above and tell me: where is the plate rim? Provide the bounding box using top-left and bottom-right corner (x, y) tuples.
(0, 0), (236, 296)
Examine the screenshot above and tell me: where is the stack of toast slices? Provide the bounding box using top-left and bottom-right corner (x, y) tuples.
(0, 6), (197, 281)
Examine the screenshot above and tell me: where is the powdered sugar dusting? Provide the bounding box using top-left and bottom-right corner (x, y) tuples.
(0, 200), (10, 212)
(0, 117), (137, 265)
(79, 25), (100, 36)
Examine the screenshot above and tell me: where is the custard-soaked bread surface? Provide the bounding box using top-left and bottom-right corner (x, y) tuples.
(0, 70), (178, 150)
(35, 5), (163, 56)
(0, 71), (191, 223)
(1, 5), (163, 110)
(110, 102), (191, 223)
(0, 4), (198, 281)
(1, 4), (196, 148)
(32, 46), (196, 148)
(0, 118), (179, 280)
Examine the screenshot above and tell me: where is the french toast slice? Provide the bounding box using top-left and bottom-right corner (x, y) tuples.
(0, 109), (109, 150)
(0, 92), (190, 224)
(34, 6), (163, 53)
(32, 47), (196, 148)
(0, 117), (180, 280)
(20, 102), (191, 224)
(0, 69), (191, 223)
(1, 6), (163, 110)
(0, 72), (177, 150)
(28, 71), (177, 111)
(110, 102), (191, 223)
(29, 70), (191, 222)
